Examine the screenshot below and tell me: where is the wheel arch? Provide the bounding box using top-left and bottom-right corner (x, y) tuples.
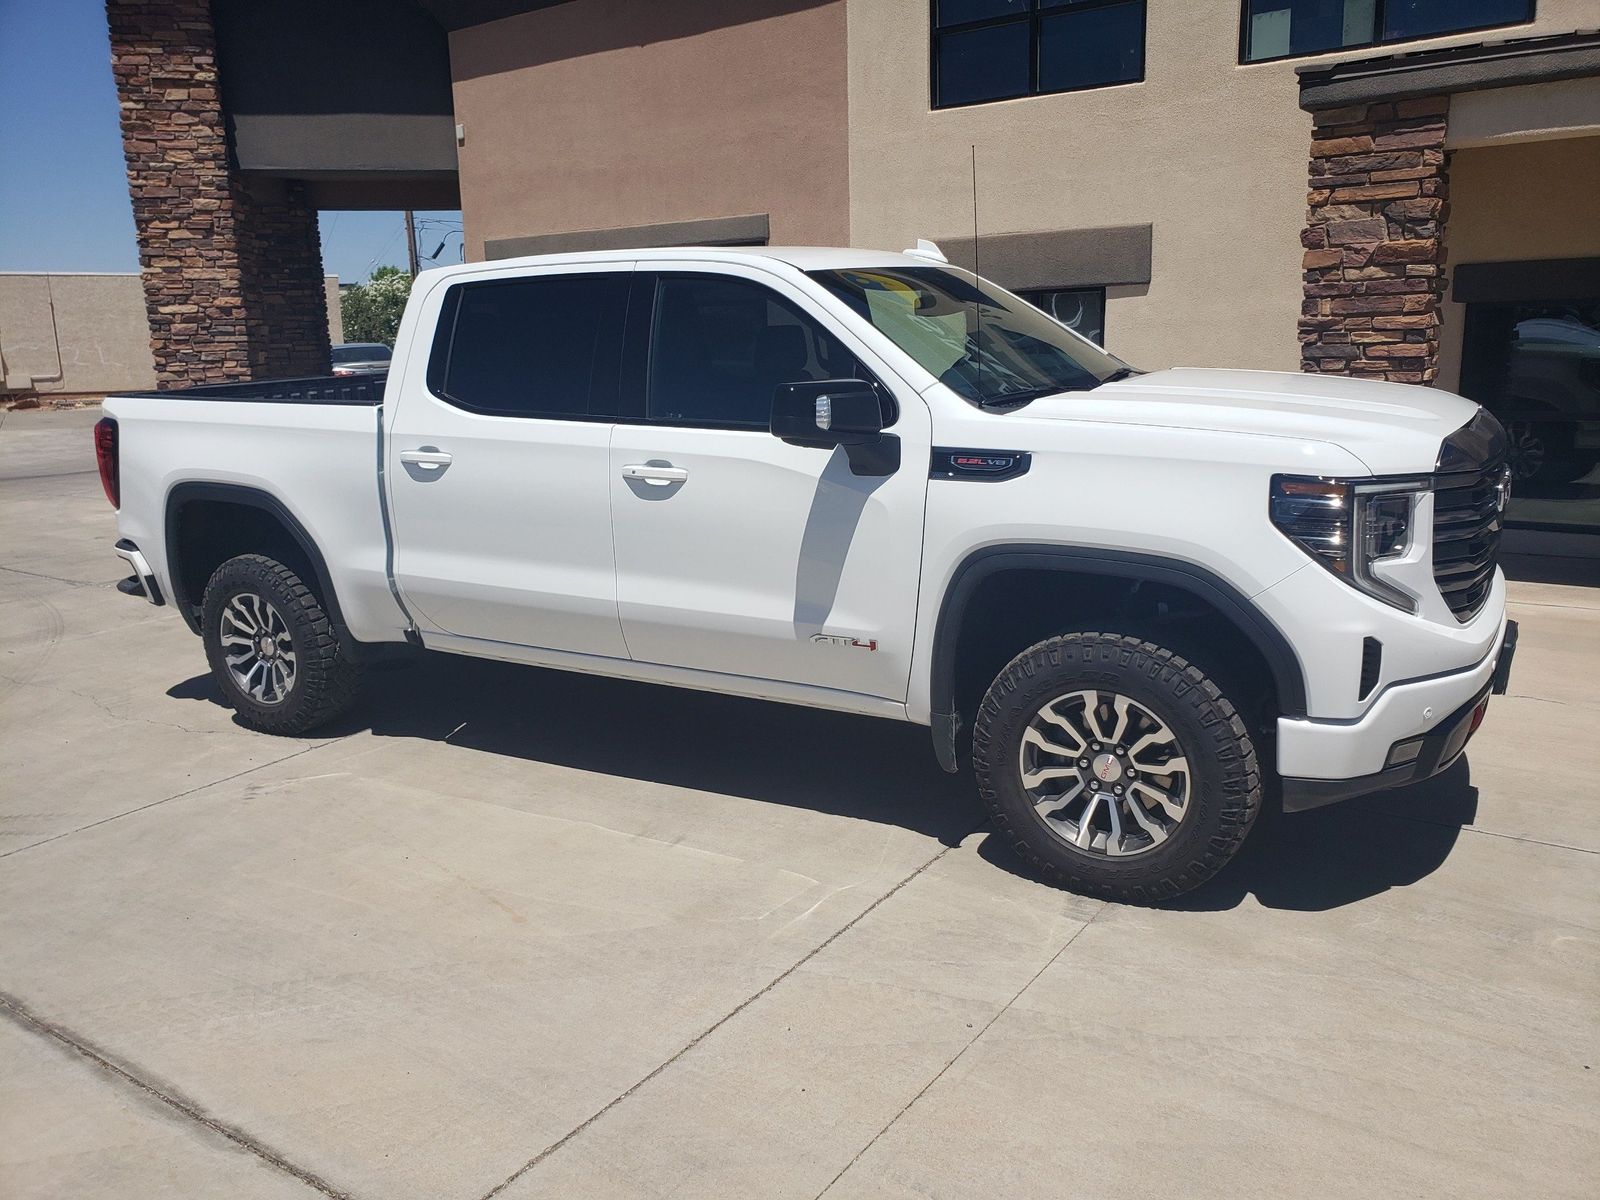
(164, 482), (347, 638)
(928, 545), (1308, 772)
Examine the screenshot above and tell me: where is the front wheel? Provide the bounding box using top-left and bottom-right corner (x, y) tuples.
(201, 554), (362, 735)
(973, 633), (1261, 903)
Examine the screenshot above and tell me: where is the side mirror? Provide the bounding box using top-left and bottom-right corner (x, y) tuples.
(771, 380), (886, 447)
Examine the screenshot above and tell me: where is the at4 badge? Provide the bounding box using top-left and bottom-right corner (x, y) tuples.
(811, 633), (879, 651)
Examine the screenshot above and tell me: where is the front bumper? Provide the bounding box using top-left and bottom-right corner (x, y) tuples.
(1280, 618), (1517, 812)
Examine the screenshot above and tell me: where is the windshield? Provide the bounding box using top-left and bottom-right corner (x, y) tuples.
(332, 344), (391, 363)
(809, 265), (1135, 407)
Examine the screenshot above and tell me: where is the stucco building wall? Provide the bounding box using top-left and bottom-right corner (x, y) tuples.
(1437, 133), (1600, 392)
(449, 0), (851, 260)
(0, 273), (345, 396)
(844, 0), (1595, 372)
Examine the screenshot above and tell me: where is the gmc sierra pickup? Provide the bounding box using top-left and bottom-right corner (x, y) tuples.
(97, 244), (1517, 901)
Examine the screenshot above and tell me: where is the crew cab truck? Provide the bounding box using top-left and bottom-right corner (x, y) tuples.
(96, 245), (1518, 902)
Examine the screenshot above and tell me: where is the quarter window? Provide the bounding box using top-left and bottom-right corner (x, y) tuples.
(431, 273), (628, 418)
(1240, 0), (1534, 64)
(647, 275), (864, 429)
(932, 1), (1146, 109)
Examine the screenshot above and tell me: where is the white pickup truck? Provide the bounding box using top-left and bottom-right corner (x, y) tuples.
(97, 245), (1517, 901)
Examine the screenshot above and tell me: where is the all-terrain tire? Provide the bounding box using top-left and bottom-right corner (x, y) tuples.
(973, 632), (1260, 904)
(201, 554), (362, 735)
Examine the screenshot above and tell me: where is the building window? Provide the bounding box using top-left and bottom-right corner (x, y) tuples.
(1016, 287), (1107, 346)
(932, 1), (1146, 109)
(1459, 296), (1600, 530)
(1241, 1), (1535, 64)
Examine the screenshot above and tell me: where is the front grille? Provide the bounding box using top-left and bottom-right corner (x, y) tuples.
(1432, 465), (1503, 621)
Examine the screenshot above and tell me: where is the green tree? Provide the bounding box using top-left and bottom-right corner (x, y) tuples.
(339, 266), (413, 346)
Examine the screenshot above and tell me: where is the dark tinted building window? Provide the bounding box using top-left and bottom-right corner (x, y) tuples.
(932, 1), (1145, 109)
(1017, 286), (1107, 346)
(1241, 0), (1533, 63)
(1459, 296), (1600, 530)
(433, 273), (627, 418)
(647, 275), (863, 428)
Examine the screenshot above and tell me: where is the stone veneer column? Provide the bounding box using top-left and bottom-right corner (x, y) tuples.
(107, 0), (330, 386)
(1298, 96), (1451, 385)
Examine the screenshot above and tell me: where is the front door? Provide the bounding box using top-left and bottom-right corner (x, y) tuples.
(609, 267), (930, 702)
(387, 265), (631, 656)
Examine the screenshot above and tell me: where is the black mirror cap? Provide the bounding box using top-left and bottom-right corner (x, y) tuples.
(771, 379), (888, 447)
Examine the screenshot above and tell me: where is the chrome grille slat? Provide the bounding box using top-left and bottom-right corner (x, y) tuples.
(1431, 463), (1503, 621)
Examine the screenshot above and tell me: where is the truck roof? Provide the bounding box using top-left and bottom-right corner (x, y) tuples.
(417, 245), (946, 280)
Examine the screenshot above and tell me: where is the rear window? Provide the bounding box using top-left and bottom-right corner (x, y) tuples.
(332, 343), (391, 363)
(428, 273), (629, 419)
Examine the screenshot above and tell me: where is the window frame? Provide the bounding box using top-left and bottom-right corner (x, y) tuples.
(930, 0), (1147, 111)
(622, 270), (888, 433)
(423, 269), (630, 422)
(1236, 0), (1536, 66)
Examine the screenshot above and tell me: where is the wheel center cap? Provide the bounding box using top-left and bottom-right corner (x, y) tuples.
(258, 636), (276, 659)
(1090, 752), (1123, 784)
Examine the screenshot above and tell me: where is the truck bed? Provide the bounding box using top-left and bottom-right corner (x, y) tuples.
(103, 377), (406, 644)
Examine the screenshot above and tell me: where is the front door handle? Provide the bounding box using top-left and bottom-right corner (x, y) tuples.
(621, 463), (688, 485)
(399, 448), (453, 469)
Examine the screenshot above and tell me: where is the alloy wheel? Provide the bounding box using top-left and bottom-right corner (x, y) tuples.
(219, 591), (297, 705)
(1016, 689), (1192, 858)
(1505, 421), (1546, 483)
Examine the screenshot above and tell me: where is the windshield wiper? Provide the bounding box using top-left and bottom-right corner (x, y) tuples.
(1097, 367), (1140, 385)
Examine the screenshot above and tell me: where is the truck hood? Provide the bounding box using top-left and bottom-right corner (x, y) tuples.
(1019, 367), (1480, 476)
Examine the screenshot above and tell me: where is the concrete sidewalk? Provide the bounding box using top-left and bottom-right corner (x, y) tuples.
(2, 408), (1596, 1199)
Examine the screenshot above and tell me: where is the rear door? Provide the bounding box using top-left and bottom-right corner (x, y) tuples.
(608, 264), (930, 702)
(386, 264), (631, 656)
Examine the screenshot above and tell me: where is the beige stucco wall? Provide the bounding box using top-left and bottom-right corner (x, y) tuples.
(0, 273), (345, 394)
(845, 0), (1594, 371)
(1436, 131), (1600, 392)
(0, 274), (156, 395)
(449, 0), (850, 260)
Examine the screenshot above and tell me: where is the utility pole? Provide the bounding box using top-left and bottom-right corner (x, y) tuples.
(404, 209), (420, 276)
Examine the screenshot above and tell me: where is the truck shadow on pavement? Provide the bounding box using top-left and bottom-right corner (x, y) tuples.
(986, 760), (1479, 914)
(168, 652), (981, 847)
(170, 654), (1478, 909)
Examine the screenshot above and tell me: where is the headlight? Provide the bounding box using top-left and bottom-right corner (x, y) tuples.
(1270, 475), (1428, 613)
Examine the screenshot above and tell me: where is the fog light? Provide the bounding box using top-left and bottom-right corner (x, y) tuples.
(1387, 738), (1424, 767)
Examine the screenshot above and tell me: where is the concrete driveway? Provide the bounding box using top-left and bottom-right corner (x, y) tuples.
(2, 407), (1596, 1200)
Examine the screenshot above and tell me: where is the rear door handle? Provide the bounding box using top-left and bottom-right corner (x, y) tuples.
(621, 463), (688, 485)
(399, 449), (453, 469)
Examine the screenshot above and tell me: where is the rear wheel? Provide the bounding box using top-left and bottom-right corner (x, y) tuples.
(973, 632), (1260, 903)
(201, 554), (362, 735)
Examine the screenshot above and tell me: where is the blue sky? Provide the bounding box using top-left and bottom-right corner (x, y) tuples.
(0, 0), (461, 282)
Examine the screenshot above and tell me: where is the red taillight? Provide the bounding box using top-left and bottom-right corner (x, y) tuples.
(94, 417), (119, 509)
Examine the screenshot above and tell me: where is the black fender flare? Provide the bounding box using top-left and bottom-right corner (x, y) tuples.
(163, 482), (349, 638)
(927, 544), (1308, 772)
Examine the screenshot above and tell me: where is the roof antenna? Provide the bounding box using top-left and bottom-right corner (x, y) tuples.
(971, 143), (986, 403)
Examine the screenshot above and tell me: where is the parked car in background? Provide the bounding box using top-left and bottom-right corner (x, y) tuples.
(95, 244), (1517, 903)
(331, 342), (392, 377)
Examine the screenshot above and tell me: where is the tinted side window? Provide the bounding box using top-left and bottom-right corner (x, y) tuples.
(433, 272), (627, 418)
(647, 275), (864, 428)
